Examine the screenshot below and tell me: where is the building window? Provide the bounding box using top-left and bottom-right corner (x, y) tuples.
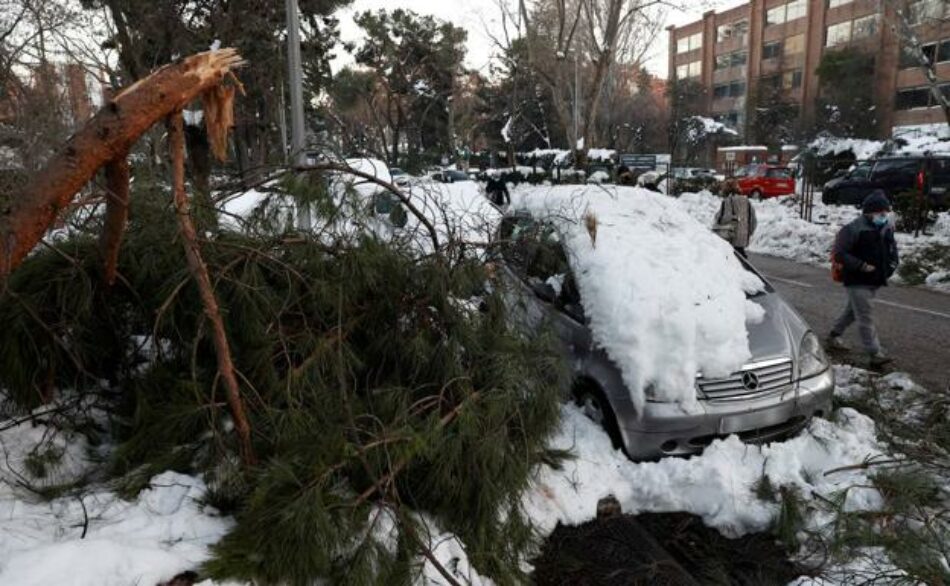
(713, 81), (746, 99)
(677, 32), (703, 54)
(689, 61), (702, 77)
(940, 40), (950, 63)
(786, 0), (807, 21)
(717, 20), (749, 43)
(908, 0), (949, 26)
(676, 64), (689, 78)
(784, 34), (805, 56)
(895, 87), (933, 110)
(761, 74), (782, 91)
(766, 0), (808, 26)
(731, 51), (748, 66)
(715, 54), (730, 70)
(829, 0), (853, 7)
(766, 5), (786, 26)
(783, 69), (803, 89)
(852, 15), (879, 40)
(763, 41), (783, 59)
(826, 21), (852, 46)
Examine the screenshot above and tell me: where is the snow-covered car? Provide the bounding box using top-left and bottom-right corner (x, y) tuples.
(389, 167), (412, 188)
(495, 187), (833, 460)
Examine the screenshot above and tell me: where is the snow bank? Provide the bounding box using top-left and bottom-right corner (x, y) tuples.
(679, 190), (950, 291)
(512, 185), (764, 410)
(808, 136), (885, 161)
(0, 410), (232, 586)
(524, 402), (884, 538)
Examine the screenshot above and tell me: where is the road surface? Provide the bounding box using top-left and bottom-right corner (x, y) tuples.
(749, 253), (950, 393)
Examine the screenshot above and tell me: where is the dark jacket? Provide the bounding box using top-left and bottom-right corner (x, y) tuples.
(834, 215), (899, 287)
(486, 177), (510, 206)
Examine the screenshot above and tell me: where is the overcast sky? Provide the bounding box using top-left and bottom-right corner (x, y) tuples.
(335, 0), (737, 78)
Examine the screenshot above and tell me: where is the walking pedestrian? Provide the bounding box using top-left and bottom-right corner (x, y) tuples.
(827, 190), (900, 368)
(485, 175), (510, 207)
(713, 179), (757, 257)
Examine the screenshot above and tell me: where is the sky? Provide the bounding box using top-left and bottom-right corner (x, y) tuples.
(336, 0), (737, 79)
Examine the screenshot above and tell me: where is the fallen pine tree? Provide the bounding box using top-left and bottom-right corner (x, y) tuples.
(0, 48), (570, 584)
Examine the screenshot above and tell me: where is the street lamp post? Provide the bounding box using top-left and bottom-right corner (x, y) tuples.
(285, 0), (310, 229)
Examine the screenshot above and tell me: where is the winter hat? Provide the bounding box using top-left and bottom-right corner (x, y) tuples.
(862, 190), (891, 214)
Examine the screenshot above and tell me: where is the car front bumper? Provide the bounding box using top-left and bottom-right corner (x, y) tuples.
(618, 368), (834, 460)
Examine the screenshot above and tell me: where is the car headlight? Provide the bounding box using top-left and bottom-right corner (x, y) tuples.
(799, 332), (829, 380)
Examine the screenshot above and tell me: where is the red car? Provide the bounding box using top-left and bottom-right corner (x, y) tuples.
(735, 165), (795, 199)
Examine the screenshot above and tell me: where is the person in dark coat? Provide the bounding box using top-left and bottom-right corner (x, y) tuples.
(485, 176), (511, 207)
(827, 190), (900, 368)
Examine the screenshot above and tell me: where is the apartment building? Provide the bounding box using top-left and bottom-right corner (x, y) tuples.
(667, 0), (950, 140)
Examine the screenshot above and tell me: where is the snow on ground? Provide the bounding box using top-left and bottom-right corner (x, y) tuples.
(678, 190), (950, 291)
(512, 185), (765, 411)
(525, 401), (884, 539)
(0, 408), (232, 586)
(0, 366), (915, 585)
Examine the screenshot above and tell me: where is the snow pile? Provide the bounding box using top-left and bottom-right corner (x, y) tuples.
(525, 402), (884, 538)
(688, 116), (739, 142)
(586, 148), (616, 162)
(512, 185), (765, 410)
(0, 411), (232, 586)
(679, 190), (950, 291)
(524, 148), (572, 165)
(808, 136), (885, 161)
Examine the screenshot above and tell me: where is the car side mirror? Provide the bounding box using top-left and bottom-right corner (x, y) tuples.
(530, 279), (557, 303)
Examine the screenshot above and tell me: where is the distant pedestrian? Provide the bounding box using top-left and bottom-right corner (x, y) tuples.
(713, 181), (757, 257)
(485, 176), (510, 207)
(827, 190), (899, 368)
(617, 165), (634, 186)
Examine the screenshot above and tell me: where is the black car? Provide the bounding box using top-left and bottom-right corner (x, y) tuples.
(822, 156), (950, 209)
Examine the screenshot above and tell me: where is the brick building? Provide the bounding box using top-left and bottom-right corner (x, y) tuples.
(667, 0), (950, 140)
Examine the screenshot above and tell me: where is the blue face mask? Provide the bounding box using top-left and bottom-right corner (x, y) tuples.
(872, 214), (889, 227)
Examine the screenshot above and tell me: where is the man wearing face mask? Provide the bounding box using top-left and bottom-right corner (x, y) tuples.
(827, 190), (900, 368)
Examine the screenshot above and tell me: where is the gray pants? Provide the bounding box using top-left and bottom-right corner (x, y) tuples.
(831, 286), (881, 354)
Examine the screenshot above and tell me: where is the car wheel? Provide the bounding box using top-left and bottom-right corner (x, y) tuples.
(574, 383), (624, 450)
(750, 189), (763, 200)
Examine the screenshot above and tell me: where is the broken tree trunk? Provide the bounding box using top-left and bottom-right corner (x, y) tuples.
(99, 154), (130, 286)
(0, 49), (245, 277)
(168, 112), (256, 468)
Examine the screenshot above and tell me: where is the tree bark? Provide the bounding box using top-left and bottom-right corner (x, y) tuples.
(99, 154), (130, 286)
(168, 112), (256, 468)
(0, 49), (244, 277)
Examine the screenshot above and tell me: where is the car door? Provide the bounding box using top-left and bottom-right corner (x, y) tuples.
(497, 216), (591, 364)
(870, 159), (918, 199)
(764, 167), (793, 197)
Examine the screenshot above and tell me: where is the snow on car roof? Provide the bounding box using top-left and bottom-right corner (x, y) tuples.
(511, 185), (765, 411)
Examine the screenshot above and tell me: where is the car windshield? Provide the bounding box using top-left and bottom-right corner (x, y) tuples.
(766, 168), (790, 179)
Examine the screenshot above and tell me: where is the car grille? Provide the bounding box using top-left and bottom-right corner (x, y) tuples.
(697, 358), (793, 401)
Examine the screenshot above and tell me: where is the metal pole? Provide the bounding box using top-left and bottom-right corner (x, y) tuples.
(286, 0), (310, 229)
(573, 53), (579, 150)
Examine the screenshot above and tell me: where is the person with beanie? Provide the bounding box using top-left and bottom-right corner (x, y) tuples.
(827, 190), (900, 368)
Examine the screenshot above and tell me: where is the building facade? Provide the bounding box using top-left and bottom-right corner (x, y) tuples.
(667, 0), (950, 141)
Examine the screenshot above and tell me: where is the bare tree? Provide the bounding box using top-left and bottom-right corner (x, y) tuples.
(491, 0), (673, 151)
(884, 0), (950, 128)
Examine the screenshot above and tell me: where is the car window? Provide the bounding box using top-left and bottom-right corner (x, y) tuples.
(871, 159), (918, 181)
(851, 164), (871, 179)
(765, 168), (790, 179)
(931, 159), (950, 187)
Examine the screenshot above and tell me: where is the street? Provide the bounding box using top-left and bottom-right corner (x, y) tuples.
(750, 253), (950, 393)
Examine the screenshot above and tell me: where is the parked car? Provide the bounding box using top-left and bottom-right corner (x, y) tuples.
(822, 156), (950, 209)
(735, 165), (795, 199)
(495, 208), (833, 460)
(429, 169), (472, 184)
(389, 167), (411, 187)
